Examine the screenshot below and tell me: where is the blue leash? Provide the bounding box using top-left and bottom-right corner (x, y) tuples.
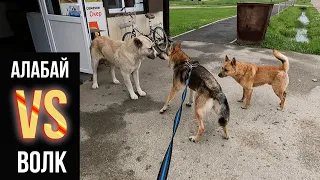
(157, 63), (194, 180)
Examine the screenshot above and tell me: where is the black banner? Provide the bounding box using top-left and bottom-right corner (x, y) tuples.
(1, 53), (80, 179)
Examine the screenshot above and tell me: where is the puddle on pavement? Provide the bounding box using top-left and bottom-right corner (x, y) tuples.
(296, 10), (309, 43)
(296, 28), (309, 43)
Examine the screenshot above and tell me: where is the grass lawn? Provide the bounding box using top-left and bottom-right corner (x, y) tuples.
(294, 0), (312, 5)
(170, 0), (286, 7)
(170, 8), (236, 36)
(261, 6), (320, 55)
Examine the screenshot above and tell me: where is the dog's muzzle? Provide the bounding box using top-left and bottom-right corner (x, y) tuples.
(147, 53), (156, 59)
(158, 52), (168, 60)
(218, 72), (224, 78)
(147, 49), (158, 59)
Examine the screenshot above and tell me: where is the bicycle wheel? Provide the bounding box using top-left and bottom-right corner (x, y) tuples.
(152, 26), (169, 52)
(122, 31), (136, 41)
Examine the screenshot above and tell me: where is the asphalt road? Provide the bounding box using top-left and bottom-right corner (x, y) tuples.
(80, 41), (320, 180)
(174, 3), (289, 44)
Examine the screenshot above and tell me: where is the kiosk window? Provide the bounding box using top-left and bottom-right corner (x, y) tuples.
(106, 0), (144, 14)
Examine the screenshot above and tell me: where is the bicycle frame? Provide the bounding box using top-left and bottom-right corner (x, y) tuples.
(129, 19), (152, 38)
(121, 7), (167, 51)
(126, 12), (163, 41)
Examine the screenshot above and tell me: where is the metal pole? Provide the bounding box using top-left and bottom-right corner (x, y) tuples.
(163, 0), (170, 37)
(278, 2), (280, 14)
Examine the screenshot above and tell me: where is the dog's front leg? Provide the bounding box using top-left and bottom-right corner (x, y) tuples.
(238, 87), (246, 102)
(241, 88), (253, 109)
(132, 69), (146, 96)
(121, 71), (138, 100)
(160, 85), (181, 113)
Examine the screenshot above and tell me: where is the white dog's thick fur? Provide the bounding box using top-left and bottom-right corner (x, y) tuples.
(90, 35), (158, 99)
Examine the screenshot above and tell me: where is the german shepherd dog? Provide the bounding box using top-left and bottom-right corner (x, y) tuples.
(218, 50), (289, 110)
(158, 42), (230, 142)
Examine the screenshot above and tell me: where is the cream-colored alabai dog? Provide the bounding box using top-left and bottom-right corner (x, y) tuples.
(90, 35), (158, 99)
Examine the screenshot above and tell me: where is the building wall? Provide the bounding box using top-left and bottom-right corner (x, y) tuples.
(106, 11), (163, 40)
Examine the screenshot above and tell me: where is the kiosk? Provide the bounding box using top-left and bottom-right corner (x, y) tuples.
(22, 0), (163, 74)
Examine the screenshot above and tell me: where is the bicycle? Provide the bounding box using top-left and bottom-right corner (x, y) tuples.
(118, 7), (169, 52)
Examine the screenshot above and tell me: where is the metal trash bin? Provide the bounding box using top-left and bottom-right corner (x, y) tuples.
(236, 2), (274, 44)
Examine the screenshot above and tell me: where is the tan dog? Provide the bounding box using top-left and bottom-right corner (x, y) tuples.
(218, 50), (289, 110)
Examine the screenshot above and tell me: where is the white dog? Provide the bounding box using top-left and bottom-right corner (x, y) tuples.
(90, 35), (158, 99)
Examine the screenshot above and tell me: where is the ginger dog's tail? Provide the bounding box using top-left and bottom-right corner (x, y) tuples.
(273, 49), (289, 72)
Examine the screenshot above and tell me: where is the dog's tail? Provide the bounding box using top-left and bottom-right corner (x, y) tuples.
(214, 93), (230, 127)
(213, 93), (230, 139)
(273, 49), (289, 72)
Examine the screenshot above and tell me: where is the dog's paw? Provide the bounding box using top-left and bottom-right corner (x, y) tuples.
(159, 105), (168, 114)
(241, 106), (248, 109)
(223, 136), (230, 140)
(159, 108), (167, 114)
(130, 93), (139, 100)
(277, 107), (284, 111)
(186, 102), (192, 107)
(92, 83), (99, 89)
(113, 79), (120, 84)
(188, 136), (199, 143)
(138, 90), (146, 96)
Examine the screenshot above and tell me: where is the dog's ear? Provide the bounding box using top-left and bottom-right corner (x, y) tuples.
(169, 41), (175, 49)
(133, 38), (143, 48)
(168, 40), (174, 46)
(231, 57), (236, 66)
(176, 41), (182, 49)
(225, 55), (230, 62)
